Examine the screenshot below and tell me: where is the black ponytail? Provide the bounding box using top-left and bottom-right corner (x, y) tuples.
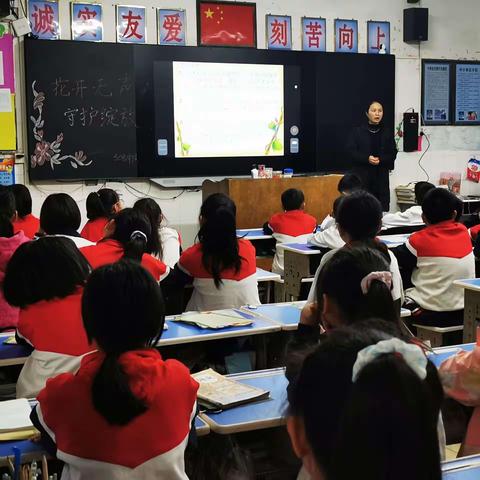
(133, 198), (163, 259)
(288, 324), (442, 480)
(317, 245), (397, 326)
(86, 188), (119, 221)
(198, 193), (241, 288)
(82, 261), (165, 425)
(110, 208), (151, 263)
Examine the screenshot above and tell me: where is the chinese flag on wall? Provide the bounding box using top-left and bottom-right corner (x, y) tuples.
(198, 1), (256, 47)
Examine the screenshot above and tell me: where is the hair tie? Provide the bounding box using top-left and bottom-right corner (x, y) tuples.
(130, 230), (147, 242)
(352, 338), (427, 383)
(360, 271), (392, 294)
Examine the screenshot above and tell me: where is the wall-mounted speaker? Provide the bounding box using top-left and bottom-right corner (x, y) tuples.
(404, 8), (429, 43)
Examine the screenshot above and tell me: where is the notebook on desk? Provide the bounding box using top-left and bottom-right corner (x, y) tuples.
(172, 310), (253, 329)
(192, 368), (270, 410)
(0, 398), (38, 440)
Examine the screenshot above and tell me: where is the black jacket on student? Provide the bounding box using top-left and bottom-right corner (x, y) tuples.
(346, 123), (397, 211)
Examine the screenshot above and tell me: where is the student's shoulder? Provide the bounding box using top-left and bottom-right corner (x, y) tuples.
(37, 371), (79, 409)
(268, 212), (284, 226)
(238, 238), (255, 254)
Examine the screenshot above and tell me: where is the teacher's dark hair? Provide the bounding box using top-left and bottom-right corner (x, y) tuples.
(82, 260), (165, 425)
(4, 236), (90, 308)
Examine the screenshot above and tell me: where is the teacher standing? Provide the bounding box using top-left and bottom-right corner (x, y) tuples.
(347, 101), (397, 211)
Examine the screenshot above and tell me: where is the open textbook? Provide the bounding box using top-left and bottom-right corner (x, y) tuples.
(172, 310), (253, 329)
(192, 369), (270, 409)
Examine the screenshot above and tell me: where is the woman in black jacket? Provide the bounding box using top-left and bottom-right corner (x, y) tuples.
(347, 101), (397, 211)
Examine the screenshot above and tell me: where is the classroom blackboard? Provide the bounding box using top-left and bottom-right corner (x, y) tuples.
(25, 39), (137, 181)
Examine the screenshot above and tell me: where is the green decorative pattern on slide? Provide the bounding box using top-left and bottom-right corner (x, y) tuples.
(265, 108), (284, 155)
(176, 121), (191, 157)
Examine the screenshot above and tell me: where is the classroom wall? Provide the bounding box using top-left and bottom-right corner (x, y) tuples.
(9, 0), (480, 245)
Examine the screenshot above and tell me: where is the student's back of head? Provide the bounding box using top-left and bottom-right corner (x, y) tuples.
(422, 188), (459, 225)
(316, 245), (397, 330)
(287, 324), (442, 480)
(109, 208), (152, 263)
(336, 190), (382, 242)
(133, 198), (162, 258)
(3, 236), (90, 309)
(11, 184), (33, 219)
(414, 181), (435, 206)
(338, 173), (363, 195)
(281, 189), (305, 211)
(86, 188), (120, 221)
(40, 193), (81, 235)
(198, 193), (241, 288)
(82, 260), (165, 425)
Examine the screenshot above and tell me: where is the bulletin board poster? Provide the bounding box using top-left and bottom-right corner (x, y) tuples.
(422, 62), (450, 125)
(0, 156), (15, 186)
(455, 64), (480, 125)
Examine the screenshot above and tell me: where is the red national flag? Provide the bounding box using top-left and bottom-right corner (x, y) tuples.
(199, 1), (256, 47)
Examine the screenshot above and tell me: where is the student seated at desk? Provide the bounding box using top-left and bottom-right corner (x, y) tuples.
(319, 173), (363, 231)
(11, 184), (40, 239)
(263, 188), (317, 274)
(392, 188), (475, 328)
(382, 181), (434, 228)
(309, 196), (344, 250)
(81, 208), (169, 282)
(173, 193), (259, 311)
(31, 261), (198, 480)
(307, 191), (404, 308)
(0, 187), (30, 330)
(3, 237), (94, 398)
(39, 193), (94, 249)
(287, 324), (443, 480)
(80, 188), (121, 243)
(133, 198), (181, 269)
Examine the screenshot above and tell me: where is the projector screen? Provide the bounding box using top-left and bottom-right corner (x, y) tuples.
(172, 61), (284, 158)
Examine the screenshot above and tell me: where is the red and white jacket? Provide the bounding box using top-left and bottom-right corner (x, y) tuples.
(469, 224), (480, 243)
(179, 239), (259, 311)
(267, 210), (317, 274)
(80, 217), (108, 243)
(405, 221), (475, 311)
(33, 349), (198, 480)
(13, 214), (40, 239)
(16, 290), (94, 398)
(81, 239), (169, 282)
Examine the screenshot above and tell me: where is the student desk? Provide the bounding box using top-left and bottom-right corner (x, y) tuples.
(0, 333), (32, 367)
(237, 229), (272, 241)
(453, 279), (480, 343)
(443, 455), (480, 479)
(256, 268), (282, 303)
(282, 235), (410, 300)
(429, 343), (475, 368)
(200, 368), (287, 434)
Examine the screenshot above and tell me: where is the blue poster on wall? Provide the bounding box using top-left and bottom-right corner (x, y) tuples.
(28, 0), (60, 40)
(116, 5), (146, 44)
(423, 62), (450, 124)
(334, 19), (358, 53)
(301, 17), (326, 52)
(367, 21), (390, 54)
(455, 64), (480, 124)
(71, 3), (103, 42)
(158, 9), (186, 46)
(266, 15), (292, 50)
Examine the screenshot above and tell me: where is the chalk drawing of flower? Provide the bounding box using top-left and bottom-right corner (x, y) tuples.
(30, 81), (92, 170)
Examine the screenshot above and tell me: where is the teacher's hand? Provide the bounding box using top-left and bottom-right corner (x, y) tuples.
(368, 155), (380, 166)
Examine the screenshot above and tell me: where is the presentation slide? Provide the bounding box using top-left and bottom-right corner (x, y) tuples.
(173, 61), (284, 158)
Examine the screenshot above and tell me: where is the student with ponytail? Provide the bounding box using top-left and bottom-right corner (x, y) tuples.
(31, 261), (198, 479)
(133, 198), (182, 268)
(287, 324), (443, 480)
(173, 193), (259, 310)
(0, 186), (30, 330)
(81, 188), (121, 242)
(81, 208), (168, 282)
